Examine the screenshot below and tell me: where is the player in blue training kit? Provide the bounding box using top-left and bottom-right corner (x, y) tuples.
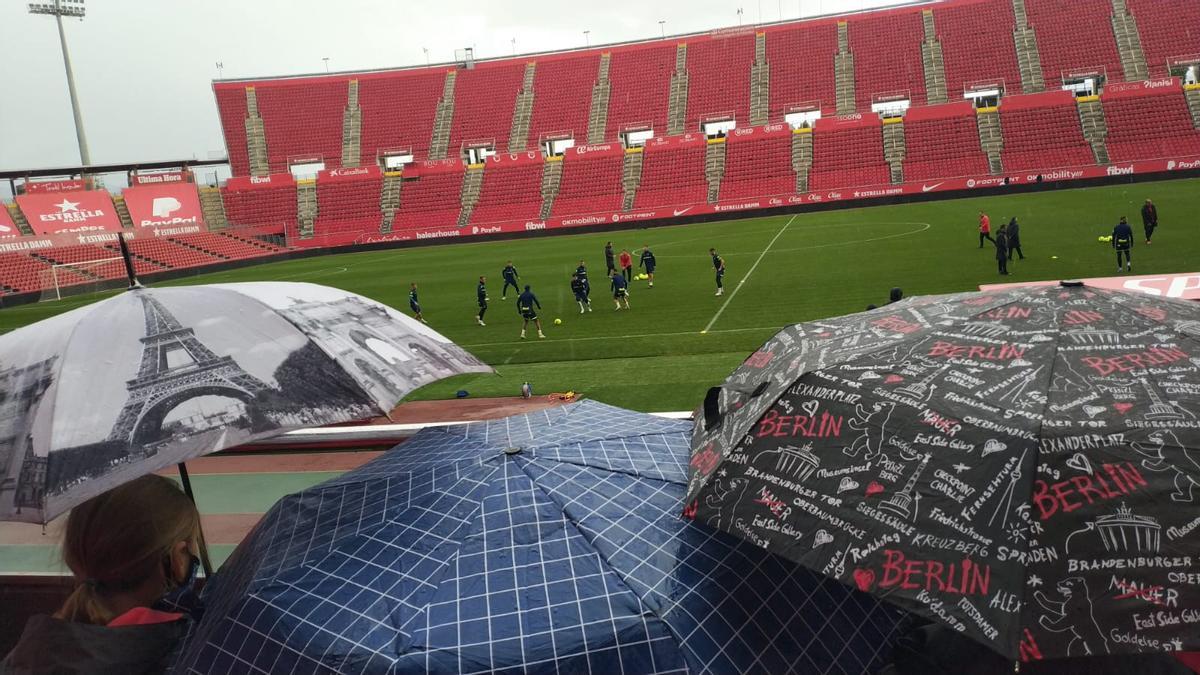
(409, 283), (427, 323)
(517, 285), (545, 339)
(639, 246), (656, 287)
(610, 270), (631, 310)
(501, 261), (520, 300)
(571, 274), (592, 314)
(476, 276), (488, 326)
(1113, 216), (1134, 272)
(710, 248), (726, 296)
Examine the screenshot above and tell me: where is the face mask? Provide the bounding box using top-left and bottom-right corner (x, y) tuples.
(156, 554), (204, 618)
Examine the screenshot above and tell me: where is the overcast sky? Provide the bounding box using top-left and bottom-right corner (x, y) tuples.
(0, 0), (906, 173)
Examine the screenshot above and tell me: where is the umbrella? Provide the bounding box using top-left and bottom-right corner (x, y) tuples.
(685, 283), (1200, 661)
(170, 400), (904, 674)
(0, 280), (492, 529)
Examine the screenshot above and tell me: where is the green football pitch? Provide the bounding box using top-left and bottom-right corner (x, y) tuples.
(3, 178), (1197, 412)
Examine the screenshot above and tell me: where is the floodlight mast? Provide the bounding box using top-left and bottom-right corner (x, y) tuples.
(28, 0), (90, 167)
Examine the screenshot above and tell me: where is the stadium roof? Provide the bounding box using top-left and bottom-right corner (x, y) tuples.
(0, 158), (228, 181)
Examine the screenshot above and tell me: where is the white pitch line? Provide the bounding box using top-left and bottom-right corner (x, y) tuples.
(701, 214), (798, 334)
(459, 325), (780, 349)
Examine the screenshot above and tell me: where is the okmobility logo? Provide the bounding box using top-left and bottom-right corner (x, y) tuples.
(1041, 169), (1085, 181)
(562, 214), (607, 226)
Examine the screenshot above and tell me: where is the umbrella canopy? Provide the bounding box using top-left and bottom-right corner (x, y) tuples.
(685, 283), (1200, 661)
(0, 282), (491, 523)
(171, 400), (904, 674)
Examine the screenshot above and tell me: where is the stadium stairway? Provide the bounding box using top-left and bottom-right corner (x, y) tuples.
(379, 172), (403, 234)
(749, 32), (770, 126)
(457, 166), (485, 227)
(112, 195), (134, 229)
(296, 181), (317, 239)
(976, 106), (1005, 174)
(791, 127), (813, 193)
(835, 22), (856, 115)
(667, 44), (689, 136)
(1011, 0), (1045, 94)
(341, 79), (362, 168)
(705, 138), (726, 203)
(1111, 0), (1149, 81)
(244, 87), (270, 177)
(621, 148), (644, 211)
(1188, 87), (1200, 128)
(1077, 97), (1111, 165)
(6, 204), (33, 237)
(539, 157), (563, 219)
(199, 187), (228, 230)
(882, 119), (907, 184)
(921, 10), (949, 105)
(428, 71), (458, 160)
(509, 63), (537, 152)
(587, 54), (612, 144)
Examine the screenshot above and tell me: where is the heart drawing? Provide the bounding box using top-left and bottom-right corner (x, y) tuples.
(853, 568), (876, 592)
(1083, 405), (1106, 419)
(838, 477), (860, 494)
(884, 374), (904, 384)
(801, 400), (820, 417)
(1065, 453), (1094, 474)
(813, 529), (835, 548)
(866, 481), (885, 497)
(1113, 402), (1134, 415)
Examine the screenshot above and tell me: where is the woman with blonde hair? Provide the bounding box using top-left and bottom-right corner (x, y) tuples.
(3, 474), (202, 674)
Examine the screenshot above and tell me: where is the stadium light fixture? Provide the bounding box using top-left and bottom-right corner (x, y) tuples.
(658, 20), (665, 37)
(323, 57), (330, 73)
(737, 8), (743, 25)
(583, 30), (590, 46)
(422, 47), (430, 66)
(28, 0), (90, 166)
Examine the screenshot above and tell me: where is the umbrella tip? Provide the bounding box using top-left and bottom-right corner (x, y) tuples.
(503, 447), (522, 456)
(1059, 280), (1085, 288)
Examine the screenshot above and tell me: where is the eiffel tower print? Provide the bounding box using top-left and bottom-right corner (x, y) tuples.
(107, 293), (272, 450)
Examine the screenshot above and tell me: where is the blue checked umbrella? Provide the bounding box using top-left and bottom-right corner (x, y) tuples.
(171, 400), (904, 674)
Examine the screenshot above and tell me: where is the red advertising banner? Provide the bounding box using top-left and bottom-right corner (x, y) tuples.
(0, 204), (18, 239)
(486, 150), (542, 167)
(24, 179), (86, 194)
(15, 191), (122, 235)
(130, 171), (190, 186)
(726, 123), (792, 143)
(645, 132), (707, 151)
(405, 158), (465, 177)
(998, 89), (1076, 111)
(122, 182), (206, 233)
(817, 113), (882, 130)
(1101, 77), (1182, 100)
(566, 142), (625, 159)
(225, 173), (296, 191)
(317, 166), (383, 183)
(981, 273), (1200, 301)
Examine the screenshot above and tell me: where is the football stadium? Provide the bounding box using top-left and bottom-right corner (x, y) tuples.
(1, 0), (1200, 672)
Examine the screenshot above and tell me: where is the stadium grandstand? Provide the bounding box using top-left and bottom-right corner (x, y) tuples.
(1, 0), (1199, 302)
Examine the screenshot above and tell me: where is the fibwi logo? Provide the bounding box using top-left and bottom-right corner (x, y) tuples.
(1105, 165), (1134, 176)
(40, 198), (105, 223)
(524, 221), (546, 231)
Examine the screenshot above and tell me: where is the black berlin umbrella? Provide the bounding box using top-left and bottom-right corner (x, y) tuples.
(684, 282), (1200, 662)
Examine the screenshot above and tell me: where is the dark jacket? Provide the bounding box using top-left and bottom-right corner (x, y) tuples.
(994, 231), (1009, 259)
(1, 614), (186, 675)
(1142, 203), (1158, 226)
(1113, 222), (1134, 249)
(1007, 219), (1020, 243)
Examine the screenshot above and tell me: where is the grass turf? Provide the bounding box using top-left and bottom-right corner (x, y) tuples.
(2, 178), (1197, 412)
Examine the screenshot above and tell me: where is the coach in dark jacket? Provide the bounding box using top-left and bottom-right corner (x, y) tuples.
(994, 225), (1009, 275)
(1006, 217), (1024, 261)
(1141, 199), (1158, 244)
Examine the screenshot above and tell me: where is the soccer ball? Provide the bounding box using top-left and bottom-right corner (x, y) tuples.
(553, 318), (562, 325)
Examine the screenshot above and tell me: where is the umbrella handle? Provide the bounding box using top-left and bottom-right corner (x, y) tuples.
(177, 463), (214, 578)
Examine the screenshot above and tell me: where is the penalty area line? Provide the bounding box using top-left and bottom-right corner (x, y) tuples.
(701, 214), (797, 334)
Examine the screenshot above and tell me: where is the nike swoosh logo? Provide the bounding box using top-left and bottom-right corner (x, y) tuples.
(922, 183), (945, 193)
(673, 207), (693, 217)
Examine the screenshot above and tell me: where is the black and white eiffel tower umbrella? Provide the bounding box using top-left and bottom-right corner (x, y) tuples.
(0, 235), (492, 551)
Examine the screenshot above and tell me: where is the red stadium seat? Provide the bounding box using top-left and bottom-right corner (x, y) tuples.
(903, 102), (992, 181)
(999, 91), (1095, 172)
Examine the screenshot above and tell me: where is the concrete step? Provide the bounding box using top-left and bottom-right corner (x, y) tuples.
(922, 39), (949, 105)
(1012, 0), (1029, 27)
(882, 121), (907, 163)
(668, 44), (689, 136)
(457, 167), (484, 227)
(296, 182), (318, 239)
(1111, 6), (1148, 81)
(835, 52), (856, 115)
(976, 108), (1005, 174)
(244, 86), (271, 177)
(922, 9), (936, 40)
(750, 62), (771, 126)
(540, 159), (563, 219)
(755, 31), (766, 63)
(1186, 88), (1200, 129)
(705, 140), (726, 204)
(1078, 99), (1110, 164)
(588, 54), (612, 144)
(837, 20), (849, 52)
(112, 195), (134, 229)
(621, 150), (644, 211)
(378, 173), (403, 234)
(7, 204), (33, 237)
(1013, 25), (1045, 93)
(198, 187), (228, 230)
(791, 129), (813, 193)
(509, 63), (537, 152)
(429, 71), (458, 160)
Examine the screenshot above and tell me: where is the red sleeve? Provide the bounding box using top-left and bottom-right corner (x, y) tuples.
(1175, 652), (1200, 673)
(107, 607), (184, 627)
